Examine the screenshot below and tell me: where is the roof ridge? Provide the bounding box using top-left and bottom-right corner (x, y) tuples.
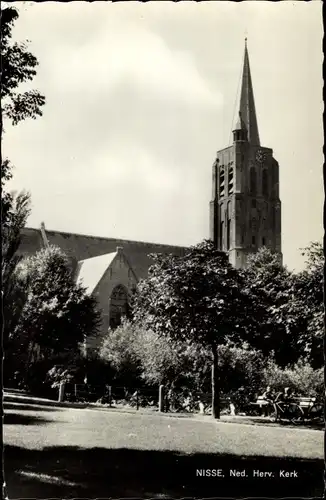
(24, 227), (189, 250)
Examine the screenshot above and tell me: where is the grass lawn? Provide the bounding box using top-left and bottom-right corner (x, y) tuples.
(4, 405), (324, 498)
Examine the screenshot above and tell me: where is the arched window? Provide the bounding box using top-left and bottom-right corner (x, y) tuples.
(220, 221), (224, 250)
(228, 166), (234, 195)
(226, 201), (231, 250)
(109, 284), (129, 330)
(262, 169), (268, 197)
(250, 167), (257, 194)
(219, 205), (224, 250)
(219, 167), (225, 198)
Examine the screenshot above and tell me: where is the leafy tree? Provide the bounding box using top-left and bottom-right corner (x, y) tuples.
(99, 320), (142, 386)
(9, 246), (101, 389)
(1, 5), (45, 354)
(263, 358), (324, 398)
(2, 190), (31, 349)
(218, 342), (265, 411)
(133, 240), (260, 419)
(245, 244), (324, 368)
(99, 321), (193, 389)
(244, 247), (301, 366)
(280, 242), (324, 368)
(1, 6), (45, 221)
(1, 6), (45, 127)
(133, 326), (211, 394)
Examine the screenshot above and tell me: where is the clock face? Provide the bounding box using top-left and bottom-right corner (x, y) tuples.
(255, 149), (267, 164)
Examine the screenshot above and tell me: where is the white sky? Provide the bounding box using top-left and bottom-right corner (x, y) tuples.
(3, 1), (323, 271)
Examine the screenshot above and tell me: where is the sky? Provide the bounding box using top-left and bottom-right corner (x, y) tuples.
(3, 1), (323, 271)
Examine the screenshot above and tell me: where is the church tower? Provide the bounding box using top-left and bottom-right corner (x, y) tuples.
(210, 40), (282, 269)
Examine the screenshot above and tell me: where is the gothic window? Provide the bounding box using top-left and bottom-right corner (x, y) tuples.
(252, 235), (256, 245)
(219, 167), (225, 198)
(227, 220), (231, 250)
(262, 237), (266, 246)
(219, 221), (224, 250)
(226, 202), (231, 250)
(109, 284), (129, 330)
(262, 169), (268, 197)
(251, 199), (256, 208)
(228, 166), (234, 195)
(250, 167), (257, 194)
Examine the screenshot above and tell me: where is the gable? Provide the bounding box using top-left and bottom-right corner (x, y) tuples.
(76, 252), (117, 294)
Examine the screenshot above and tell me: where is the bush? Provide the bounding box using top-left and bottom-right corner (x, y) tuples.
(263, 359), (324, 398)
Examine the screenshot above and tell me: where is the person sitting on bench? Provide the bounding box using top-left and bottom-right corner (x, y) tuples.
(275, 387), (294, 404)
(261, 386), (274, 416)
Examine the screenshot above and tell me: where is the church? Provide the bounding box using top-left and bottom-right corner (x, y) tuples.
(18, 41), (282, 345)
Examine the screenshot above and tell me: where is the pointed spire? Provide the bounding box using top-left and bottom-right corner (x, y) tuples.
(238, 39), (260, 146)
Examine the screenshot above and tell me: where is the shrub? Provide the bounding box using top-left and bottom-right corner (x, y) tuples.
(263, 358), (324, 398)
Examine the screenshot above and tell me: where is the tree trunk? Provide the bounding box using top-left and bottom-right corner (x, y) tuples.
(211, 343), (220, 419)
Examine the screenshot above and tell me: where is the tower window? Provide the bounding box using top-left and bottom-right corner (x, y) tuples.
(226, 201), (231, 250)
(219, 167), (225, 198)
(219, 221), (224, 250)
(252, 236), (256, 245)
(262, 237), (266, 246)
(227, 219), (231, 250)
(228, 166), (234, 195)
(250, 167), (257, 194)
(251, 199), (256, 208)
(262, 169), (268, 197)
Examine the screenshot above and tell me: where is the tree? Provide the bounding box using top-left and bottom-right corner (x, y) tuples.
(244, 248), (301, 366)
(2, 190), (31, 349)
(99, 320), (142, 387)
(244, 244), (324, 368)
(1, 5), (45, 352)
(281, 242), (324, 368)
(9, 245), (101, 389)
(1, 6), (45, 127)
(263, 358), (323, 398)
(1, 5), (45, 218)
(133, 240), (260, 419)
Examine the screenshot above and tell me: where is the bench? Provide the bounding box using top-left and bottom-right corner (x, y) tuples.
(252, 396), (316, 407)
(293, 396), (316, 409)
(250, 396), (270, 408)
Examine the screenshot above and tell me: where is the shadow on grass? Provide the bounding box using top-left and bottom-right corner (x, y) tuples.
(4, 444), (324, 499)
(3, 412), (52, 426)
(230, 416), (325, 431)
(4, 402), (64, 412)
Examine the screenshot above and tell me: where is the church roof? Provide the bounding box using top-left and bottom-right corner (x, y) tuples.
(18, 227), (188, 281)
(76, 251), (117, 294)
(238, 39), (260, 145)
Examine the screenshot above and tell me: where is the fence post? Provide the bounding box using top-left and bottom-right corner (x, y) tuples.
(159, 384), (164, 412)
(108, 385), (112, 407)
(74, 384), (77, 399)
(136, 390), (139, 411)
(58, 382), (65, 402)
